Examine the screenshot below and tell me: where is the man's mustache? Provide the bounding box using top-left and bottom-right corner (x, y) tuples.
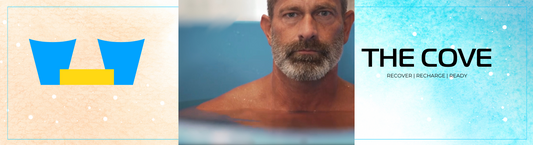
(285, 40), (329, 57)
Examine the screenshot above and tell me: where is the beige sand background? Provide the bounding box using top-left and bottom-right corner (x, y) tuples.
(0, 0), (179, 144)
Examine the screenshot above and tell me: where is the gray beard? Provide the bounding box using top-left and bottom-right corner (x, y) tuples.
(271, 33), (344, 81)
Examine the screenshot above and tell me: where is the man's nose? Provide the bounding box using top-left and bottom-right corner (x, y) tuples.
(298, 15), (317, 41)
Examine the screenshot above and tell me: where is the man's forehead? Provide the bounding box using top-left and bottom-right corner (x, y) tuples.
(274, 0), (341, 13)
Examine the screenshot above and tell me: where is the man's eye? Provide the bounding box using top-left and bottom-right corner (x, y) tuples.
(318, 11), (331, 16)
(286, 13), (297, 18)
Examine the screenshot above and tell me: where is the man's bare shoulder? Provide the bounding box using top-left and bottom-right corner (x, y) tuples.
(333, 78), (354, 111)
(197, 76), (269, 111)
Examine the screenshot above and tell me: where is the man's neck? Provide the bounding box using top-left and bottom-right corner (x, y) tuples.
(269, 64), (340, 111)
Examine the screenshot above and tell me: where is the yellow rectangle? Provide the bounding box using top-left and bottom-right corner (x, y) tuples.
(60, 69), (114, 85)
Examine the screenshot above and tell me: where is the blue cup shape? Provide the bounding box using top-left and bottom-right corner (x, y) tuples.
(98, 39), (145, 85)
(29, 39), (76, 85)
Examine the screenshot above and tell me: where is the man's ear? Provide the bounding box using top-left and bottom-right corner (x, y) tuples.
(260, 14), (273, 46)
(342, 10), (354, 44)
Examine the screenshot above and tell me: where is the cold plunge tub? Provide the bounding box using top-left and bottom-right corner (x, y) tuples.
(179, 22), (355, 144)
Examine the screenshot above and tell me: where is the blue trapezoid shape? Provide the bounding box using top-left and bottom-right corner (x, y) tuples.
(29, 39), (76, 85)
(98, 39), (145, 85)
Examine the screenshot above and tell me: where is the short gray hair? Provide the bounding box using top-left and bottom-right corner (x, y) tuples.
(267, 0), (348, 17)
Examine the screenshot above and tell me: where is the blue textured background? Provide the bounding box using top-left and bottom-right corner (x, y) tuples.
(179, 22), (354, 103)
(356, 6), (526, 139)
(355, 0), (533, 144)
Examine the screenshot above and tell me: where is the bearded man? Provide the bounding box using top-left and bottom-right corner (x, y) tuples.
(198, 0), (354, 112)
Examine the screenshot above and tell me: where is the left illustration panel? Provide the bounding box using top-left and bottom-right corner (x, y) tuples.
(6, 7), (178, 139)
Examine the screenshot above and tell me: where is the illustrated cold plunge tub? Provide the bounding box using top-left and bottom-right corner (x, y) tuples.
(30, 39), (77, 85)
(98, 39), (145, 85)
(29, 39), (145, 85)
